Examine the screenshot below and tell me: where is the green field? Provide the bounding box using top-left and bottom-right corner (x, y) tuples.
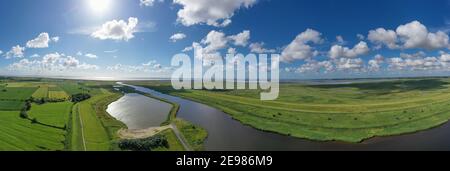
(0, 87), (37, 100)
(0, 79), (128, 151)
(131, 78), (450, 143)
(48, 91), (69, 100)
(28, 102), (72, 128)
(32, 86), (49, 99)
(0, 100), (25, 111)
(173, 119), (207, 151)
(0, 111), (67, 151)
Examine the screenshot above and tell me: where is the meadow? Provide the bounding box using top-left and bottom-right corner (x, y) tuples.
(131, 78), (450, 143)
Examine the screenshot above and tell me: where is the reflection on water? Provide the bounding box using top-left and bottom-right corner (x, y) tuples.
(120, 83), (450, 151)
(106, 93), (172, 129)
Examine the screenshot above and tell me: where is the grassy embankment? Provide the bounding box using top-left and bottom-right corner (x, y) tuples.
(131, 79), (450, 143)
(69, 85), (125, 151)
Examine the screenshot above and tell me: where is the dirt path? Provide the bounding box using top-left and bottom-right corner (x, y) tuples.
(77, 105), (87, 151)
(118, 125), (171, 139)
(170, 124), (193, 151)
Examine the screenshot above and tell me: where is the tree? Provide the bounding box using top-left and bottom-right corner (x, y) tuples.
(19, 110), (28, 119)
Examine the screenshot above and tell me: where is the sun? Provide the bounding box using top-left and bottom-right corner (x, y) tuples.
(87, 0), (112, 14)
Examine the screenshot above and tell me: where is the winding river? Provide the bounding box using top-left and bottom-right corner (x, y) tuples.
(116, 83), (450, 151)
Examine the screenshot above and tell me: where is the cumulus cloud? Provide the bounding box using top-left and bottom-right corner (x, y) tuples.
(107, 61), (170, 73)
(229, 30), (250, 46)
(368, 21), (450, 50)
(387, 52), (450, 71)
(295, 60), (334, 73)
(5, 45), (25, 59)
(0, 50), (2, 55)
(173, 0), (257, 27)
(368, 28), (398, 49)
(281, 29), (323, 62)
(329, 41), (370, 59)
(91, 17), (139, 41)
(170, 33), (187, 42)
(201, 30), (229, 53)
(335, 58), (364, 71)
(26, 32), (59, 48)
(249, 42), (276, 53)
(399, 51), (426, 59)
(8, 52), (98, 72)
(368, 54), (385, 72)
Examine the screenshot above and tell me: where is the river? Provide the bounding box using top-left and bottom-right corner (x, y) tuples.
(116, 83), (450, 151)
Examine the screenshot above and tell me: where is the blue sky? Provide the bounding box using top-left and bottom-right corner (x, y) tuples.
(0, 0), (450, 79)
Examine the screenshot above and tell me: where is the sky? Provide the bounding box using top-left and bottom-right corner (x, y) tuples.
(0, 0), (450, 80)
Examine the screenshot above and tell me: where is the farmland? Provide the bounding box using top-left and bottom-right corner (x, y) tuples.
(131, 78), (450, 143)
(0, 78), (127, 151)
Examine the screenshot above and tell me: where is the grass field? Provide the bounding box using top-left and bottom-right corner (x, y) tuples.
(0, 87), (37, 100)
(32, 86), (49, 99)
(48, 91), (69, 100)
(0, 111), (67, 151)
(0, 100), (25, 111)
(71, 88), (125, 151)
(28, 102), (72, 128)
(173, 119), (207, 151)
(132, 78), (450, 143)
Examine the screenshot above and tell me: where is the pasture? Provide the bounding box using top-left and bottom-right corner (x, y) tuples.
(0, 111), (66, 150)
(134, 78), (450, 143)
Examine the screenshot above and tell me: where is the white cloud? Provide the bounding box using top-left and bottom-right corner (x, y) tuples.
(182, 46), (193, 52)
(329, 41), (370, 59)
(399, 51), (426, 59)
(281, 29), (323, 62)
(5, 45), (25, 59)
(91, 17), (139, 41)
(30, 54), (40, 58)
(387, 52), (448, 71)
(170, 33), (187, 42)
(85, 53), (98, 59)
(104, 49), (118, 53)
(0, 50), (2, 55)
(368, 28), (398, 49)
(368, 21), (450, 50)
(229, 30), (250, 46)
(227, 47), (237, 54)
(335, 58), (364, 71)
(295, 60), (334, 73)
(368, 54), (385, 71)
(107, 61), (170, 73)
(173, 0), (257, 27)
(249, 42), (276, 53)
(140, 0), (159, 6)
(8, 52), (99, 72)
(51, 36), (60, 43)
(26, 32), (59, 48)
(201, 30), (228, 53)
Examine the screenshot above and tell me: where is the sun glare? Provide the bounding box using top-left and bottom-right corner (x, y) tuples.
(87, 0), (112, 14)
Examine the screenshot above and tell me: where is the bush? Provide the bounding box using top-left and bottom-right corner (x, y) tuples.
(19, 110), (28, 119)
(118, 135), (169, 151)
